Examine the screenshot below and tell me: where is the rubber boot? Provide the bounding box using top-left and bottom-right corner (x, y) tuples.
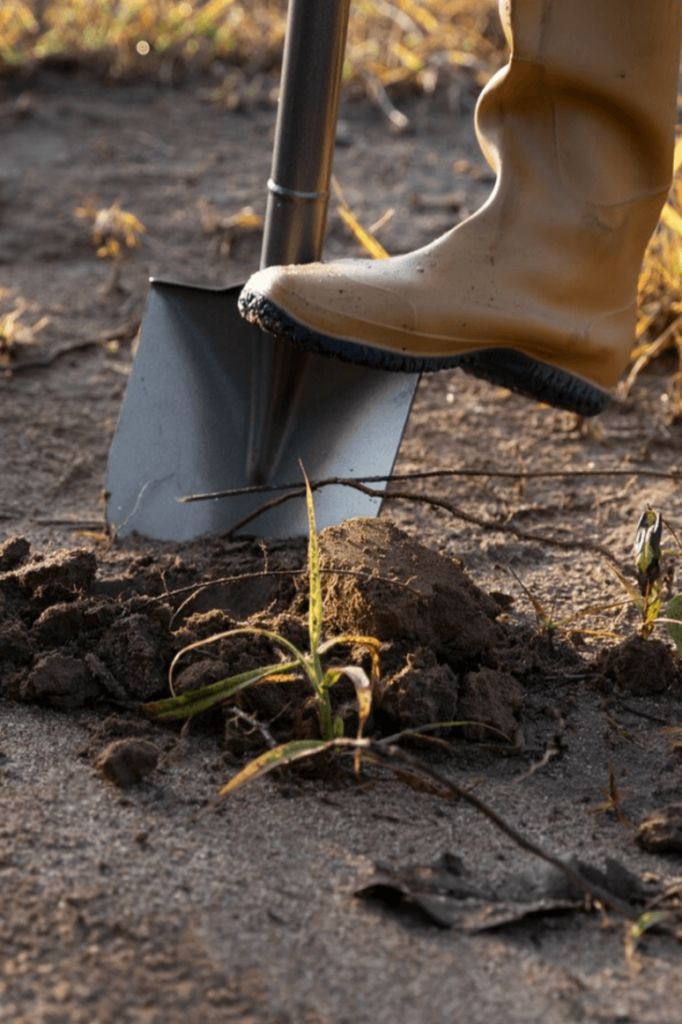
(240, 0), (682, 416)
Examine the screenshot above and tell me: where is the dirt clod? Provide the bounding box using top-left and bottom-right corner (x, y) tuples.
(460, 666), (524, 743)
(636, 804), (682, 854)
(0, 536), (30, 572)
(375, 647), (459, 731)
(0, 619), (32, 670)
(96, 613), (170, 701)
(1, 547), (97, 597)
(319, 517), (503, 655)
(596, 635), (681, 694)
(96, 737), (160, 787)
(31, 601), (85, 646)
(21, 651), (98, 711)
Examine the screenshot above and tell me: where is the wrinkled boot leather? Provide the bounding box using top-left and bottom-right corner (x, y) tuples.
(240, 0), (682, 416)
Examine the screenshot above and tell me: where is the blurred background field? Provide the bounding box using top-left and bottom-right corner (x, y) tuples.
(1, 0), (681, 390)
(0, 0), (501, 93)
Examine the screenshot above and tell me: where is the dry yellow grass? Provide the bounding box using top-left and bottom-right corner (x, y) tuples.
(0, 0), (499, 86)
(626, 136), (682, 411)
(1, 0), (680, 392)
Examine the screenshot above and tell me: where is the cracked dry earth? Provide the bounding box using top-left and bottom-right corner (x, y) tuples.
(2, 68), (682, 1023)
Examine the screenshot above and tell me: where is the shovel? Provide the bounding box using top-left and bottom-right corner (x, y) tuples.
(106, 0), (419, 542)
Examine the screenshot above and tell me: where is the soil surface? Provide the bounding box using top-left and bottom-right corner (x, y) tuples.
(2, 68), (682, 1023)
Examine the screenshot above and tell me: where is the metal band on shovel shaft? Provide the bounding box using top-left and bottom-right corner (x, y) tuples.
(247, 0), (352, 484)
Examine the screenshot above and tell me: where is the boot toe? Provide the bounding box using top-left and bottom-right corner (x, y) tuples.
(240, 262), (419, 342)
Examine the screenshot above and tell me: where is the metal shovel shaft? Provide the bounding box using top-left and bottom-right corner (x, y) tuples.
(247, 0), (351, 484)
(261, 0), (350, 266)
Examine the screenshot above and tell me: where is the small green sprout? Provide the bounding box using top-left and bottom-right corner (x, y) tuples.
(607, 507), (682, 652)
(631, 910), (667, 939)
(607, 508), (664, 638)
(634, 509), (663, 595)
(634, 508), (662, 636)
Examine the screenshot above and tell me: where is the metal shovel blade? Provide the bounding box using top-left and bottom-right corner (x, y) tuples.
(106, 280), (418, 540)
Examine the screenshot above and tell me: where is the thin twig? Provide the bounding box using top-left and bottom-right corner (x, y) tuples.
(380, 720), (514, 747)
(225, 705), (278, 749)
(180, 467), (682, 502)
(645, 878), (682, 913)
(5, 321), (139, 373)
(32, 517), (106, 530)
(215, 478), (619, 562)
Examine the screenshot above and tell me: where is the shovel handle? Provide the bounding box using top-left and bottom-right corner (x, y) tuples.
(260, 0), (351, 268)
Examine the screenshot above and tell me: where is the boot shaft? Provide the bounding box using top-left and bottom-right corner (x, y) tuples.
(479, 0), (682, 202)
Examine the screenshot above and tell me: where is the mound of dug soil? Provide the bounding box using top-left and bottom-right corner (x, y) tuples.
(0, 519), (539, 751)
(5, 517), (679, 762)
(318, 518), (527, 739)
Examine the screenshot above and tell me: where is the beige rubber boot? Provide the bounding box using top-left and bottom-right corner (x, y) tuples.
(240, 0), (682, 416)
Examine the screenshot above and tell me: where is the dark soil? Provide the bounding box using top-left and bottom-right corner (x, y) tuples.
(1, 67), (682, 1023)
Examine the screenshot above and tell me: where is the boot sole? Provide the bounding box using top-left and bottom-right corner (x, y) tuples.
(239, 290), (610, 418)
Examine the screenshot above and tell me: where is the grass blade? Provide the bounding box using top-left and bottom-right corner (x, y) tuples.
(335, 665), (372, 741)
(334, 663), (373, 775)
(143, 659), (300, 720)
(302, 465), (323, 656)
(665, 594), (682, 655)
(218, 738), (336, 797)
(318, 635), (381, 688)
(320, 669), (344, 692)
(168, 625), (313, 692)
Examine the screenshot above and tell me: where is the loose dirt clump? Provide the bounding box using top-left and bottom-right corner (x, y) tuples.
(374, 647), (459, 731)
(636, 804), (682, 854)
(0, 536), (30, 572)
(96, 737), (160, 787)
(317, 518), (533, 742)
(318, 517), (504, 655)
(0, 545), (97, 605)
(21, 651), (99, 711)
(96, 612), (172, 701)
(0, 522), (558, 754)
(459, 666), (524, 744)
(0, 534), (312, 720)
(596, 634), (682, 694)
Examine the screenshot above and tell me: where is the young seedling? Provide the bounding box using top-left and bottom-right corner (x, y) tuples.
(143, 468), (381, 788)
(661, 516), (682, 654)
(606, 506), (682, 651)
(607, 508), (663, 637)
(634, 508), (663, 635)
